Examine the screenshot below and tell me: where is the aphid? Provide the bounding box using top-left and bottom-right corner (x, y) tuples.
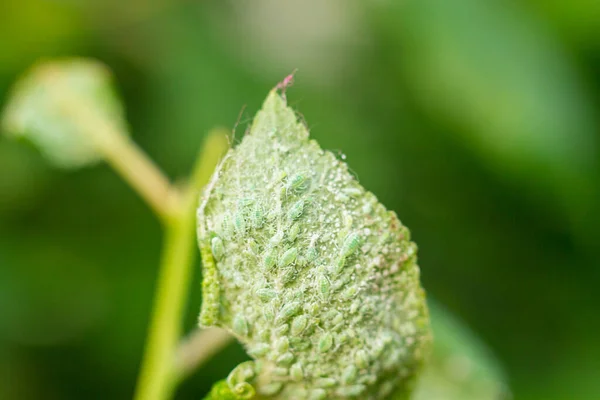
(232, 315), (249, 337)
(276, 302), (302, 323)
(275, 324), (289, 336)
(263, 248), (277, 270)
(318, 275), (331, 299)
(291, 315), (308, 336)
(275, 336), (290, 353)
(279, 247), (298, 268)
(246, 239), (259, 256)
(341, 232), (361, 258)
(305, 246), (318, 263)
(355, 349), (369, 369)
(318, 333), (334, 353)
(336, 385), (366, 397)
(264, 304), (275, 322)
(314, 377), (337, 388)
(281, 268), (297, 285)
(287, 223), (300, 242)
(210, 236), (224, 261)
(287, 199), (305, 221)
(342, 187), (362, 197)
(237, 197), (254, 208)
(270, 230), (284, 245)
(287, 173), (309, 193)
(256, 288), (277, 302)
(332, 256), (346, 275)
(252, 204), (265, 229)
(220, 215), (233, 238)
(342, 365), (358, 384)
(260, 382), (283, 396)
(342, 285), (358, 300)
(272, 367), (288, 376)
(248, 343), (270, 357)
(234, 211), (246, 235)
(331, 311), (344, 326)
(309, 389), (327, 400)
(289, 337), (311, 351)
(276, 352), (295, 366)
(290, 363), (304, 381)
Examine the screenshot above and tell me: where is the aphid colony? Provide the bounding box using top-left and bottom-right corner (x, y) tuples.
(197, 91), (430, 399)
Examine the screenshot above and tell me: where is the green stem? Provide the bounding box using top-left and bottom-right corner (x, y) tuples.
(134, 129), (229, 400)
(133, 199), (196, 400)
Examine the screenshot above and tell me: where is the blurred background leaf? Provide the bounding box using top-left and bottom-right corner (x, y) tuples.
(1, 0), (600, 399)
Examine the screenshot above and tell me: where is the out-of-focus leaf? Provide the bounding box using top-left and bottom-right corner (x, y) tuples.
(373, 0), (598, 223)
(526, 0), (600, 47)
(413, 301), (510, 400)
(2, 59), (128, 169)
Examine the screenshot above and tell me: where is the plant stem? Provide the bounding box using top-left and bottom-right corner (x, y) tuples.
(133, 129), (229, 400)
(57, 83), (231, 399)
(134, 200), (197, 400)
(56, 95), (176, 223)
(174, 328), (233, 380)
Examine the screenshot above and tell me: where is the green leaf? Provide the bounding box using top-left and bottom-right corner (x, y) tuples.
(373, 0), (598, 221)
(412, 301), (510, 400)
(197, 90), (431, 399)
(1, 58), (128, 168)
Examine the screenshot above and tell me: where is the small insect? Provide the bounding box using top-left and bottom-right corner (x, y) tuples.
(318, 275), (331, 299)
(251, 204), (265, 229)
(287, 223), (300, 242)
(276, 301), (302, 323)
(249, 343), (270, 357)
(276, 352), (295, 366)
(290, 363), (304, 381)
(210, 236), (224, 261)
(234, 211), (246, 235)
(287, 200), (305, 222)
(341, 232), (361, 258)
(247, 238), (260, 256)
(256, 288), (277, 302)
(291, 315), (308, 336)
(263, 248), (277, 270)
(354, 349), (369, 369)
(275, 324), (289, 336)
(318, 332), (334, 353)
(232, 315), (249, 336)
(220, 215), (233, 238)
(279, 247), (298, 268)
(314, 377), (337, 388)
(336, 385), (366, 397)
(275, 336), (290, 353)
(342, 365), (358, 384)
(286, 173), (309, 193)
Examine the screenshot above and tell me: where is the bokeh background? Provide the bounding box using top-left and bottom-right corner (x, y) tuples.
(1, 0), (600, 399)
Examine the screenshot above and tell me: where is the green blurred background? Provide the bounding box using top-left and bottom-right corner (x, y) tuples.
(1, 0), (600, 399)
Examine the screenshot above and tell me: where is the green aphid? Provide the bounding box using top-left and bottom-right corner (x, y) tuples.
(263, 248), (277, 270)
(234, 212), (247, 235)
(318, 332), (334, 353)
(336, 384), (366, 397)
(291, 315), (309, 336)
(210, 236), (224, 261)
(279, 247), (298, 268)
(277, 301), (302, 323)
(233, 315), (249, 337)
(287, 199), (305, 222)
(256, 288), (277, 302)
(287, 223), (300, 242)
(252, 204), (265, 229)
(319, 275), (330, 299)
(288, 173), (309, 193)
(341, 232), (361, 258)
